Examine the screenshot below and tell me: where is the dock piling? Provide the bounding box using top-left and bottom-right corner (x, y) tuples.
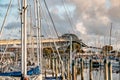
(55, 58), (58, 80)
(108, 62), (112, 80)
(104, 59), (108, 80)
(67, 59), (70, 80)
(80, 58), (84, 80)
(72, 60), (77, 80)
(89, 59), (93, 80)
(52, 58), (55, 77)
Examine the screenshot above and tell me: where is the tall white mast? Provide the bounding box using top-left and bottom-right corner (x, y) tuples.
(38, 0), (42, 70)
(34, 0), (40, 66)
(21, 0), (27, 78)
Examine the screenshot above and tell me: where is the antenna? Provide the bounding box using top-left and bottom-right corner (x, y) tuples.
(109, 23), (112, 45)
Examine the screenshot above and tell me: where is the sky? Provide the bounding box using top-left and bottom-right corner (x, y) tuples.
(0, 0), (120, 49)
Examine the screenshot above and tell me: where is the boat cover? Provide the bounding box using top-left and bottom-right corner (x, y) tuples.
(0, 66), (41, 77)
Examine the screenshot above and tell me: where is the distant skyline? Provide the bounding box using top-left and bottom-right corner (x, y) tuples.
(0, 0), (120, 49)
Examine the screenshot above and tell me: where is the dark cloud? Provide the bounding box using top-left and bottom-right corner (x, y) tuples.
(0, 3), (17, 8)
(0, 9), (3, 17)
(0, 1), (19, 18)
(0, 13), (2, 17)
(108, 6), (120, 23)
(5, 22), (21, 30)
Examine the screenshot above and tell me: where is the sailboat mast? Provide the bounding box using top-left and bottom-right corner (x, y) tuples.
(38, 1), (42, 70)
(34, 0), (40, 66)
(37, 0), (41, 66)
(21, 0), (27, 78)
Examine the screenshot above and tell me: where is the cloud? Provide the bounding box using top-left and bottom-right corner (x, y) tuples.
(0, 0), (120, 47)
(0, 11), (2, 17)
(0, 0), (19, 19)
(49, 4), (76, 20)
(0, 0), (18, 8)
(4, 22), (21, 30)
(0, 22), (21, 39)
(108, 6), (120, 23)
(41, 0), (77, 37)
(67, 0), (120, 47)
(39, 0), (120, 47)
(70, 0), (120, 35)
(75, 22), (86, 34)
(0, 3), (17, 8)
(1, 29), (21, 39)
(106, 0), (111, 9)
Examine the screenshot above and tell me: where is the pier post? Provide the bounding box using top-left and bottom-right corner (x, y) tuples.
(61, 61), (64, 80)
(75, 59), (77, 80)
(80, 58), (84, 80)
(67, 59), (70, 80)
(89, 59), (93, 80)
(108, 62), (112, 80)
(76, 58), (80, 75)
(58, 58), (60, 73)
(45, 66), (46, 78)
(72, 60), (77, 80)
(104, 59), (108, 80)
(50, 58), (53, 69)
(119, 61), (120, 80)
(55, 58), (58, 79)
(45, 58), (47, 78)
(48, 58), (50, 69)
(52, 58), (55, 77)
(65, 56), (67, 71)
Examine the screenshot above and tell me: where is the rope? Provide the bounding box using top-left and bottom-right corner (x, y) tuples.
(0, 27), (19, 62)
(61, 0), (75, 33)
(0, 40), (10, 62)
(0, 0), (13, 37)
(0, 0), (14, 63)
(43, 0), (67, 52)
(41, 1), (65, 77)
(44, 0), (59, 38)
